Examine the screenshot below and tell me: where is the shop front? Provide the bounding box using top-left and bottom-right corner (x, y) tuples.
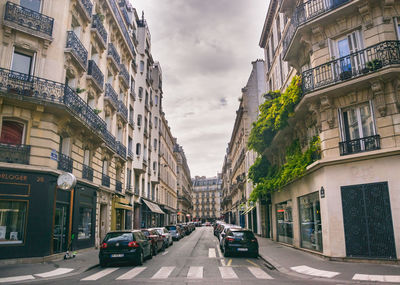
(276, 200), (293, 244)
(111, 196), (133, 231)
(298, 192), (322, 252)
(160, 205), (176, 225)
(140, 198), (165, 228)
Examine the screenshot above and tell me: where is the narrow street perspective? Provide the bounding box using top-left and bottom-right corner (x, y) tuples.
(0, 0), (400, 284)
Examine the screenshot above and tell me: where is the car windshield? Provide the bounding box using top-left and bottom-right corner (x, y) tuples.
(166, 226), (176, 230)
(104, 232), (132, 242)
(232, 231), (255, 240)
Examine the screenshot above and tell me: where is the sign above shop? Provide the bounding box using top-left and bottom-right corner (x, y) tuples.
(57, 172), (77, 190)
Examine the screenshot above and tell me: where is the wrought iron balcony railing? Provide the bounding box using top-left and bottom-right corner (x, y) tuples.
(0, 143), (30, 165)
(128, 148), (134, 159)
(91, 14), (107, 47)
(66, 31), (88, 70)
(58, 153), (73, 173)
(117, 141), (127, 159)
(102, 173), (110, 187)
(77, 0), (93, 21)
(339, 135), (380, 156)
(283, 0), (351, 58)
(117, 100), (128, 121)
(105, 83), (119, 108)
(102, 129), (117, 151)
(4, 1), (54, 39)
(129, 114), (134, 126)
(302, 41), (400, 94)
(82, 164), (94, 181)
(119, 64), (130, 87)
(87, 60), (104, 90)
(116, 180), (122, 192)
(107, 43), (121, 66)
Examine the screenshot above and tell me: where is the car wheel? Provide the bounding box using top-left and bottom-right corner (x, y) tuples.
(152, 246), (157, 256)
(148, 249), (153, 260)
(100, 259), (108, 267)
(136, 251), (144, 265)
(161, 243), (166, 252)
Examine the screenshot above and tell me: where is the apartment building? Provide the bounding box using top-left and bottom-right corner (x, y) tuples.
(220, 60), (267, 231)
(159, 114), (178, 225)
(0, 0), (179, 259)
(254, 0), (400, 260)
(174, 143), (192, 223)
(192, 174), (222, 222)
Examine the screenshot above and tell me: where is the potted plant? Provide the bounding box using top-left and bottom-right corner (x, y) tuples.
(93, 108), (102, 115)
(366, 59), (383, 71)
(339, 70), (352, 80)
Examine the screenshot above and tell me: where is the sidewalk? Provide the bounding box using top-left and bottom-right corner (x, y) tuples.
(257, 236), (400, 283)
(0, 248), (99, 283)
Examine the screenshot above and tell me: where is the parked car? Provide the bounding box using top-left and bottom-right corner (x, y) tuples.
(141, 229), (164, 255)
(221, 228), (259, 258)
(214, 223), (225, 238)
(150, 227), (173, 247)
(176, 225), (185, 238)
(99, 230), (152, 267)
(166, 225), (181, 240)
(219, 225), (241, 248)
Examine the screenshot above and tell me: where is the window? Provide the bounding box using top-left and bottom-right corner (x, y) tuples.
(139, 60), (145, 73)
(78, 208), (92, 240)
(138, 87), (143, 100)
(330, 31), (362, 76)
(11, 50), (34, 79)
(59, 137), (71, 155)
(137, 114), (142, 127)
(136, 143), (141, 156)
(83, 149), (90, 166)
(154, 117), (158, 129)
(155, 95), (159, 106)
(0, 120), (24, 144)
(339, 102), (375, 142)
(20, 0), (41, 12)
(276, 200), (293, 244)
(153, 161), (157, 172)
(299, 192), (322, 251)
(395, 18), (400, 40)
(154, 139), (157, 151)
(102, 160), (108, 175)
(0, 200), (27, 244)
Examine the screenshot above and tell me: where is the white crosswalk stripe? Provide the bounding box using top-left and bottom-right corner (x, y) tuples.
(208, 248), (216, 258)
(81, 268), (119, 281)
(291, 265), (340, 278)
(0, 275), (35, 283)
(35, 268), (74, 278)
(151, 266), (175, 279)
(116, 267), (146, 280)
(247, 266), (273, 279)
(353, 274), (400, 283)
(187, 266), (203, 279)
(219, 266), (238, 279)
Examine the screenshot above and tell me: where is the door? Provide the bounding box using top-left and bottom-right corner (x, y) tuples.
(341, 182), (396, 259)
(334, 31), (362, 79)
(53, 203), (69, 254)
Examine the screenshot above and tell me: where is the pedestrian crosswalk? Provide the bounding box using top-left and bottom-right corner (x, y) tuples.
(80, 266), (273, 281)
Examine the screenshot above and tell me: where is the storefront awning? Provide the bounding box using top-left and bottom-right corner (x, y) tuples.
(142, 199), (165, 214)
(241, 205), (256, 215)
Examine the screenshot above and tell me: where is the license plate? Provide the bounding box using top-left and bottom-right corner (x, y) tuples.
(111, 254), (124, 258)
(237, 248), (248, 252)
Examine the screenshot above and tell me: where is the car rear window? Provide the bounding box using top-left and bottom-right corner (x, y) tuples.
(142, 231), (149, 237)
(166, 226), (176, 230)
(104, 232), (132, 242)
(232, 231), (255, 239)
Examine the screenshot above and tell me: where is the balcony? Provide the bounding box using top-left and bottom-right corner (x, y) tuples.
(117, 141), (127, 159)
(283, 0), (352, 60)
(82, 164), (94, 181)
(0, 143), (30, 164)
(339, 135), (380, 156)
(58, 154), (73, 173)
(302, 41), (400, 94)
(3, 2), (54, 41)
(116, 180), (122, 192)
(102, 174), (110, 187)
(117, 100), (128, 122)
(91, 14), (107, 50)
(119, 64), (130, 88)
(104, 83), (119, 109)
(87, 60), (104, 92)
(144, 128), (148, 138)
(65, 31), (88, 71)
(76, 0), (93, 23)
(107, 43), (121, 73)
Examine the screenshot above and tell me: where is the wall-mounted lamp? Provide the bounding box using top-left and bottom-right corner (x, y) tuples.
(320, 186), (325, 198)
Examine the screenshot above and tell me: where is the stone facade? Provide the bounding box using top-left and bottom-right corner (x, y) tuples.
(192, 175), (222, 222)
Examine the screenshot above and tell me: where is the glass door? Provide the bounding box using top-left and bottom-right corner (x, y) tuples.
(53, 203), (69, 254)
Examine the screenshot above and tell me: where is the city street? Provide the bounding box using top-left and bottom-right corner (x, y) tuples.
(1, 227), (338, 284)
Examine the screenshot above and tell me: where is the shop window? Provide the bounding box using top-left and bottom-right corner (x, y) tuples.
(0, 200), (27, 244)
(78, 207), (92, 239)
(299, 192), (322, 251)
(11, 50), (34, 80)
(0, 120), (24, 144)
(276, 200), (293, 244)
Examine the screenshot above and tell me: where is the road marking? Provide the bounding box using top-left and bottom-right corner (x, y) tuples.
(162, 251), (168, 255)
(0, 275), (35, 283)
(151, 266), (175, 279)
(227, 259), (232, 266)
(216, 241), (226, 266)
(248, 267), (273, 279)
(116, 267), (146, 280)
(246, 259), (259, 267)
(219, 266), (238, 279)
(208, 248), (216, 258)
(187, 266), (203, 279)
(35, 268), (74, 278)
(290, 265), (340, 278)
(81, 268), (119, 281)
(353, 274), (400, 283)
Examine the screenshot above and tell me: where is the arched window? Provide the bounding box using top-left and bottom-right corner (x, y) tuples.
(0, 120), (24, 144)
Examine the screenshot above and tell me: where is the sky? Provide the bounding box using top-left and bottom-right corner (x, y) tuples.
(130, 0), (267, 177)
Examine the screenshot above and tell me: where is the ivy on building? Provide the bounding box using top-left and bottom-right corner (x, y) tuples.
(247, 75), (321, 201)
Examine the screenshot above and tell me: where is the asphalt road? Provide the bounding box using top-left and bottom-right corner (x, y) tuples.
(34, 227), (339, 284)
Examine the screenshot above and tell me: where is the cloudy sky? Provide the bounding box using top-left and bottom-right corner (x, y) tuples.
(130, 0), (267, 177)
